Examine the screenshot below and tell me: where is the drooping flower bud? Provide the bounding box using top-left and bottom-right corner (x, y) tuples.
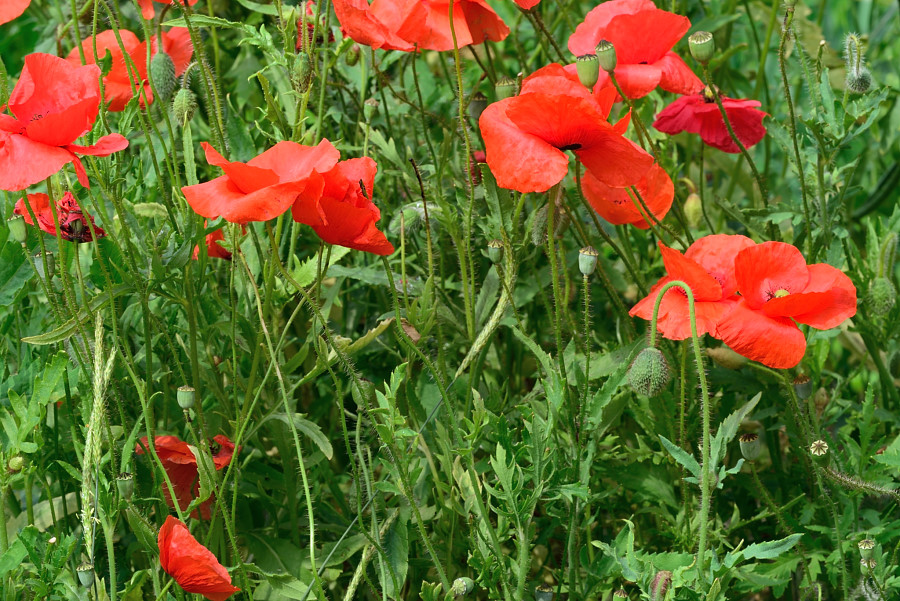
(116, 472), (135, 501)
(292, 52), (313, 94)
(34, 250), (54, 279)
(575, 54), (599, 89)
(172, 88), (197, 127)
(707, 346), (747, 370)
(345, 44), (361, 67)
(846, 68), (872, 94)
(534, 584), (554, 601)
(739, 433), (761, 462)
(364, 98), (379, 121)
(858, 538), (876, 559)
(595, 39), (617, 72)
(177, 385), (195, 410)
(792, 373), (812, 400)
(495, 76), (517, 100)
(7, 214), (26, 244)
(867, 277), (895, 317)
(468, 92), (488, 121)
(450, 577), (475, 598)
(683, 193), (702, 228)
(76, 563), (95, 588)
(628, 347), (669, 397)
(150, 50), (176, 103)
(578, 246), (599, 276)
(689, 31), (715, 65)
(487, 239), (504, 265)
(650, 570), (672, 601)
(843, 33), (871, 94)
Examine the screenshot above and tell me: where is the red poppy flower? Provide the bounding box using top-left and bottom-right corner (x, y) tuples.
(291, 158), (395, 255)
(136, 435), (236, 520)
(194, 229), (230, 260)
(182, 140), (341, 224)
(716, 242), (857, 369)
(653, 89), (767, 153)
(158, 516), (240, 601)
(567, 0), (702, 99)
(0, 0), (30, 24)
(479, 63), (653, 193)
(513, 0), (540, 8)
(332, 0), (509, 51)
(630, 234), (755, 340)
(67, 28), (193, 112)
(581, 161), (674, 229)
(136, 0), (200, 20)
(0, 53), (129, 191)
(14, 191), (106, 242)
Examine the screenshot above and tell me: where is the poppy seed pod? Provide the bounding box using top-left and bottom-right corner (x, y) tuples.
(628, 347), (669, 397)
(739, 433), (761, 461)
(177, 385), (196, 410)
(534, 584), (554, 601)
(810, 439), (829, 459)
(595, 39), (617, 73)
(858, 538), (876, 559)
(792, 373), (812, 400)
(76, 563), (94, 588)
(689, 31), (715, 64)
(450, 577), (475, 597)
(487, 239), (504, 264)
(468, 92), (488, 121)
(495, 76), (518, 100)
(613, 590), (628, 599)
(683, 192), (702, 228)
(116, 472), (134, 501)
(578, 246), (599, 276)
(575, 54), (600, 89)
(150, 50), (177, 102)
(867, 277), (895, 317)
(292, 51), (313, 94)
(7, 214), (27, 244)
(364, 98), (379, 121)
(172, 88), (197, 126)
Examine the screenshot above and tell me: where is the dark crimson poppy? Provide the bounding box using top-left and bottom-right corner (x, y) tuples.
(291, 158), (395, 255)
(182, 140), (341, 224)
(67, 28), (193, 112)
(716, 242), (857, 369)
(14, 191), (106, 242)
(479, 63), (653, 193)
(0, 54), (129, 191)
(158, 516), (240, 601)
(332, 0), (509, 51)
(136, 435), (236, 520)
(568, 0), (702, 99)
(653, 88), (767, 153)
(137, 0), (199, 20)
(0, 0), (30, 24)
(630, 235), (755, 340)
(581, 162), (674, 229)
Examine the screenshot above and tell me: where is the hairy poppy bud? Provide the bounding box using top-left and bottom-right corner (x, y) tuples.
(578, 246), (599, 276)
(450, 577), (475, 597)
(116, 472), (134, 501)
(846, 68), (872, 94)
(706, 346), (747, 370)
(739, 433), (761, 462)
(150, 51), (177, 102)
(684, 192), (702, 228)
(364, 98), (379, 121)
(575, 54), (599, 88)
(534, 584), (554, 601)
(595, 39), (617, 72)
(858, 538), (876, 559)
(468, 91), (488, 121)
(867, 277), (895, 316)
(810, 439), (829, 459)
(879, 232), (897, 277)
(495, 76), (517, 100)
(34, 250), (54, 279)
(531, 203), (549, 246)
(689, 31), (715, 65)
(7, 455), (24, 473)
(177, 385), (196, 410)
(792, 373), (812, 400)
(7, 214), (26, 244)
(172, 88), (197, 127)
(292, 52), (313, 94)
(628, 347), (669, 397)
(76, 563), (94, 588)
(345, 44), (361, 67)
(487, 239), (504, 264)
(650, 570), (672, 601)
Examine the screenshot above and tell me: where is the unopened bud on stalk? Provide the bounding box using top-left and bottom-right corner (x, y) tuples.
(858, 538), (876, 559)
(173, 88), (197, 126)
(487, 239), (504, 264)
(345, 44), (361, 67)
(844, 33), (871, 94)
(292, 52), (313, 94)
(739, 433), (761, 462)
(495, 76), (517, 100)
(7, 214), (26, 244)
(689, 31), (715, 65)
(575, 54), (599, 89)
(150, 51), (176, 102)
(792, 373), (812, 400)
(364, 98), (379, 121)
(34, 250), (54, 279)
(650, 570), (672, 601)
(846, 69), (872, 94)
(177, 385), (196, 410)
(578, 246), (599, 276)
(450, 577), (475, 597)
(628, 347), (669, 397)
(706, 346), (747, 370)
(116, 472), (134, 501)
(867, 277), (895, 317)
(76, 563), (94, 588)
(468, 91), (488, 121)
(7, 455), (24, 473)
(683, 193), (703, 228)
(595, 39), (617, 72)
(534, 584), (554, 601)
(810, 439), (829, 459)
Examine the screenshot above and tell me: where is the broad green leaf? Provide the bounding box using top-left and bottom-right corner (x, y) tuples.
(0, 237), (32, 308)
(188, 443), (217, 507)
(743, 533), (804, 560)
(659, 435), (701, 479)
(381, 516), (409, 598)
(266, 413), (334, 460)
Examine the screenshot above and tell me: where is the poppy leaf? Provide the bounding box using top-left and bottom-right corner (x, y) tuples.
(709, 393), (761, 473)
(21, 283), (133, 345)
(0, 236), (32, 308)
(381, 515), (409, 598)
(267, 413), (334, 460)
(659, 435), (700, 479)
(188, 443), (218, 507)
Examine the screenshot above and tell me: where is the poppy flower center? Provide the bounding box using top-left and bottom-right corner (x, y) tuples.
(559, 143), (583, 151)
(765, 288), (791, 301)
(702, 86), (717, 103)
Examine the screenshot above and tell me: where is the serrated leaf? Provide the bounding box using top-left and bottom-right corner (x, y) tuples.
(659, 435), (701, 479)
(381, 516), (409, 598)
(188, 443), (217, 506)
(710, 393), (761, 472)
(22, 284), (132, 345)
(743, 533), (803, 560)
(266, 413), (334, 460)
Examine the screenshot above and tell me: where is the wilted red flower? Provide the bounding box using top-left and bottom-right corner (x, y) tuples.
(14, 191), (106, 242)
(630, 235), (755, 340)
(182, 140), (341, 224)
(136, 434), (236, 519)
(581, 162), (674, 229)
(653, 88), (767, 153)
(158, 516), (240, 601)
(0, 53), (129, 191)
(567, 0), (702, 99)
(0, 0), (30, 24)
(67, 28), (193, 112)
(137, 0), (199, 20)
(332, 0), (509, 51)
(716, 242), (857, 369)
(291, 158), (395, 255)
(479, 63), (653, 193)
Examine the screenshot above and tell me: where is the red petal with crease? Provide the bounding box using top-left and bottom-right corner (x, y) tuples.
(0, 0), (30, 24)
(717, 300), (807, 369)
(0, 131), (76, 191)
(658, 242), (722, 300)
(68, 133), (129, 156)
(683, 234), (755, 297)
(567, 0), (655, 55)
(602, 9), (691, 64)
(656, 52), (704, 95)
(582, 161), (673, 229)
(734, 241), (810, 309)
(158, 517), (241, 601)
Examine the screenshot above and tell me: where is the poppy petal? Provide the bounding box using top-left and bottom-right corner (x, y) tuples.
(567, 0), (655, 55)
(158, 517), (241, 601)
(767, 263), (856, 329)
(67, 133), (130, 156)
(607, 63), (663, 100)
(602, 9), (691, 65)
(332, 0), (420, 51)
(0, 132), (77, 191)
(734, 241), (810, 309)
(0, 0), (30, 24)
(655, 51), (704, 95)
(183, 176), (311, 223)
(717, 300), (807, 369)
(582, 161), (673, 229)
(682, 234), (755, 297)
(574, 134), (654, 188)
(658, 242), (723, 300)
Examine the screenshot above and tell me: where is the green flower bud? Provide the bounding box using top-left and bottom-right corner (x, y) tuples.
(707, 346), (747, 370)
(595, 39), (617, 72)
(487, 239), (504, 264)
(531, 203), (549, 246)
(150, 50), (176, 103)
(364, 98), (379, 121)
(450, 577), (475, 597)
(650, 570), (672, 601)
(578, 246), (599, 276)
(575, 54), (599, 89)
(116, 472), (134, 501)
(534, 584), (554, 601)
(683, 192), (702, 228)
(846, 68), (872, 94)
(689, 31), (715, 65)
(739, 433), (761, 462)
(628, 347), (669, 397)
(177, 385), (196, 410)
(858, 538), (876, 560)
(172, 88), (197, 127)
(76, 563), (94, 588)
(7, 214), (26, 244)
(34, 250), (54, 279)
(345, 44), (361, 67)
(867, 277), (895, 316)
(495, 76), (518, 100)
(6, 455), (24, 473)
(468, 91), (488, 121)
(292, 52), (313, 94)
(792, 373), (812, 400)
